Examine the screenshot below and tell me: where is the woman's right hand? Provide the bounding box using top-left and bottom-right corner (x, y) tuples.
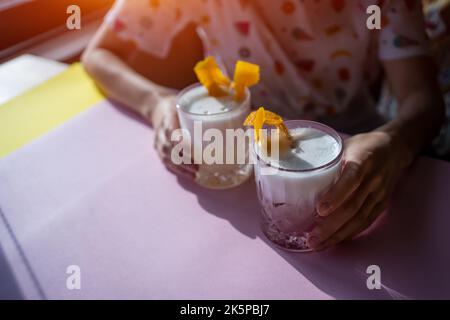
(150, 95), (198, 180)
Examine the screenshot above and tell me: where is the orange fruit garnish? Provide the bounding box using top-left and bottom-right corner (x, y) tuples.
(194, 56), (231, 97)
(244, 107), (293, 155)
(233, 61), (260, 102)
(194, 56), (260, 101)
(244, 107), (291, 140)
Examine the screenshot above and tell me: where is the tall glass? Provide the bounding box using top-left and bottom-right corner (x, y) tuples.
(177, 83), (252, 189)
(253, 120), (343, 252)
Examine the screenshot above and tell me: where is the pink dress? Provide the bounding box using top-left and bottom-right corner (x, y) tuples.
(105, 0), (430, 133)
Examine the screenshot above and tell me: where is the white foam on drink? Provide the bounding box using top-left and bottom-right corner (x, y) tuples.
(181, 85), (240, 115)
(267, 127), (340, 171)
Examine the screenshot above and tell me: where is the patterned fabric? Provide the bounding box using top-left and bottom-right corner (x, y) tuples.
(105, 0), (430, 133)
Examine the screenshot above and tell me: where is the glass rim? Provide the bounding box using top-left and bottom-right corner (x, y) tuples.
(253, 120), (344, 173)
(176, 82), (250, 117)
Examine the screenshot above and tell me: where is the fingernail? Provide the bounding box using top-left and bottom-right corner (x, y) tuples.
(317, 202), (330, 216)
(308, 236), (320, 249)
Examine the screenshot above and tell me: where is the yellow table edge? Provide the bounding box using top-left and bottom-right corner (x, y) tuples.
(0, 63), (105, 158)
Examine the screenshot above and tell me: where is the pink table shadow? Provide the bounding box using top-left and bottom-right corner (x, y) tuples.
(177, 156), (450, 299)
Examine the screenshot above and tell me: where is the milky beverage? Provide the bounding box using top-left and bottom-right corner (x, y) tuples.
(177, 84), (252, 189)
(254, 121), (343, 251)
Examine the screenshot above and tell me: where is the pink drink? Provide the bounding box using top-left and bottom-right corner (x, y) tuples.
(253, 121), (343, 252)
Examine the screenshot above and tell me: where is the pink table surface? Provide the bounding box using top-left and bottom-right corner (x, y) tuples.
(0, 100), (449, 299)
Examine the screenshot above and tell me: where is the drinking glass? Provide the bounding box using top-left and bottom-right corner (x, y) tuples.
(253, 120), (343, 252)
(177, 83), (253, 189)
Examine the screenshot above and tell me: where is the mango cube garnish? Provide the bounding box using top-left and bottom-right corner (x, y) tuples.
(244, 107), (293, 145)
(194, 56), (231, 97)
(194, 56), (260, 101)
(233, 61), (260, 102)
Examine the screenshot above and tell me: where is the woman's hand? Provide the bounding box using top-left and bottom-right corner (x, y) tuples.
(307, 131), (414, 251)
(151, 95), (198, 180)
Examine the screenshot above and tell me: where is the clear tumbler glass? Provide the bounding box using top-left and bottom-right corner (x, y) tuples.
(253, 120), (343, 252)
(177, 83), (253, 190)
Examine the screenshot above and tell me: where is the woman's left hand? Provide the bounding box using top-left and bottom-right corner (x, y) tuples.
(307, 131), (413, 251)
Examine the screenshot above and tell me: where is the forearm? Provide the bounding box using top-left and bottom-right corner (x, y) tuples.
(377, 89), (445, 166)
(81, 48), (176, 123)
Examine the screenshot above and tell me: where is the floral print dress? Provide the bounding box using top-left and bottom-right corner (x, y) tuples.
(105, 0), (430, 134)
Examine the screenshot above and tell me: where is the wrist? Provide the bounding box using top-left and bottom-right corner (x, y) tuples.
(150, 94), (178, 129)
(140, 90), (161, 124)
(378, 125), (415, 169)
